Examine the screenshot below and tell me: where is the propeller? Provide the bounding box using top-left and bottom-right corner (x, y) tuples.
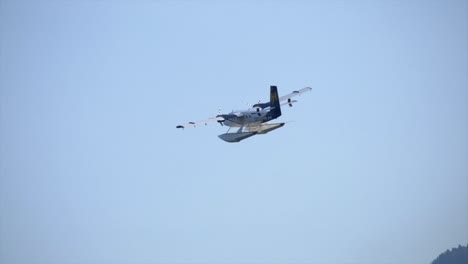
(217, 108), (224, 126)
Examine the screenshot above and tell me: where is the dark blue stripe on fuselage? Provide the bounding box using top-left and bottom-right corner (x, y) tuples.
(252, 102), (270, 109)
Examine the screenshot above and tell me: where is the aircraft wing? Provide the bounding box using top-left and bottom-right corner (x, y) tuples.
(176, 116), (224, 129)
(279, 87), (312, 102)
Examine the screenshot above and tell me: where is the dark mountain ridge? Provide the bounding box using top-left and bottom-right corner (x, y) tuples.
(431, 244), (468, 264)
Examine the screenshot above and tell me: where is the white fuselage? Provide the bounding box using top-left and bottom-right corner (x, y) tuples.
(222, 108), (273, 127)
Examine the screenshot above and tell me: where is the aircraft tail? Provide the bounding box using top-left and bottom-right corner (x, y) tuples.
(269, 85), (282, 118)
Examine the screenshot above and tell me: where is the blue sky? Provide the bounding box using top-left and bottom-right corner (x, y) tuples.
(1, 0), (467, 264)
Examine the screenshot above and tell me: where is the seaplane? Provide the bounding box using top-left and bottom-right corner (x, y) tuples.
(176, 85), (312, 142)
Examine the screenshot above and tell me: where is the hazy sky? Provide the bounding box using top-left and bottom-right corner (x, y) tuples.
(1, 1), (467, 264)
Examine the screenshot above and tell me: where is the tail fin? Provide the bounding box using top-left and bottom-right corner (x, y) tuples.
(269, 85), (282, 118)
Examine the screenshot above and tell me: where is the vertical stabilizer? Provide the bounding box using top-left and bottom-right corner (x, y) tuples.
(269, 85), (282, 118)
